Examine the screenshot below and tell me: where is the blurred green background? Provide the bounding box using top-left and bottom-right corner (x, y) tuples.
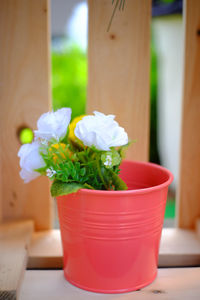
(52, 45), (87, 120)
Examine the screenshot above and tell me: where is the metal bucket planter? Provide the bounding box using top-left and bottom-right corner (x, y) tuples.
(56, 160), (173, 293)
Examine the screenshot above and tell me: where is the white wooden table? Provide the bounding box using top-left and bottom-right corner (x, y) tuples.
(19, 268), (200, 300)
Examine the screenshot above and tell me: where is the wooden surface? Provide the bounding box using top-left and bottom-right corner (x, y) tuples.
(87, 0), (151, 161)
(177, 0), (200, 229)
(196, 219), (200, 239)
(159, 227), (200, 266)
(0, 0), (52, 230)
(27, 228), (200, 269)
(28, 230), (63, 269)
(19, 268), (200, 300)
(0, 220), (34, 300)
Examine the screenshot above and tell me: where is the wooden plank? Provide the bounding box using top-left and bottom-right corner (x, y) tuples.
(87, 0), (151, 161)
(19, 268), (200, 299)
(27, 228), (200, 269)
(0, 160), (2, 223)
(27, 230), (63, 269)
(159, 228), (200, 267)
(196, 218), (200, 239)
(0, 0), (52, 230)
(177, 0), (200, 229)
(0, 220), (34, 300)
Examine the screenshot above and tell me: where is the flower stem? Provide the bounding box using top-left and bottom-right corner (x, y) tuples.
(96, 158), (108, 190)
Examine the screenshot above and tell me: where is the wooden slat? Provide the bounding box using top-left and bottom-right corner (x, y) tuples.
(20, 268), (200, 299)
(0, 0), (52, 230)
(0, 160), (2, 223)
(27, 228), (200, 269)
(87, 0), (151, 161)
(177, 0), (200, 229)
(27, 230), (63, 269)
(196, 218), (200, 239)
(159, 228), (200, 267)
(0, 220), (34, 300)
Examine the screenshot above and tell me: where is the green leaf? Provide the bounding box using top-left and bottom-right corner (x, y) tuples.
(101, 150), (121, 169)
(118, 140), (136, 159)
(34, 166), (47, 175)
(51, 181), (85, 197)
(111, 149), (121, 165)
(80, 167), (86, 176)
(83, 183), (95, 190)
(109, 170), (128, 190)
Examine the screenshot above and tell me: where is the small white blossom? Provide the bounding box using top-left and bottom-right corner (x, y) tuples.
(18, 141), (46, 183)
(40, 139), (49, 146)
(75, 111), (128, 151)
(46, 167), (56, 178)
(34, 108), (71, 142)
(104, 154), (112, 167)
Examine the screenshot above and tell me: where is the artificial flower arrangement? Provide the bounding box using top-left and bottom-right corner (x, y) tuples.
(18, 107), (173, 293)
(18, 108), (131, 196)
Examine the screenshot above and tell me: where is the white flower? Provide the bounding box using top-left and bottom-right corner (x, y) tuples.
(18, 141), (46, 183)
(104, 155), (112, 167)
(34, 108), (71, 142)
(74, 111), (128, 151)
(46, 167), (56, 178)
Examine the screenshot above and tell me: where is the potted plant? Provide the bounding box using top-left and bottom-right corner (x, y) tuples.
(18, 108), (173, 293)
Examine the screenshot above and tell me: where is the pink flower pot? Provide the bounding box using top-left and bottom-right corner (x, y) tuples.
(56, 160), (173, 293)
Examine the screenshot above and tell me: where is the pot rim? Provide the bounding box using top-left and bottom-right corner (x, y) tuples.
(76, 160), (173, 196)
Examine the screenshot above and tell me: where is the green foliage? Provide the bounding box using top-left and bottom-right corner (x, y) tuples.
(108, 169), (128, 190)
(51, 181), (85, 197)
(51, 46), (87, 120)
(101, 149), (121, 169)
(39, 140), (129, 196)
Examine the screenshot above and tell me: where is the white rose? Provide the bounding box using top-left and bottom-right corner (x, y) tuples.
(34, 108), (71, 141)
(18, 141), (46, 183)
(74, 111), (128, 151)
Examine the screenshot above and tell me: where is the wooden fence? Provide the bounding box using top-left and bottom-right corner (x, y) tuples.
(0, 0), (200, 298)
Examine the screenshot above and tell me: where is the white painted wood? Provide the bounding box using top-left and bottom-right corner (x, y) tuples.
(19, 268), (200, 300)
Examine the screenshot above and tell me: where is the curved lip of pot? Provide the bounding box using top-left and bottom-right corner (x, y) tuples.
(76, 160), (174, 196)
